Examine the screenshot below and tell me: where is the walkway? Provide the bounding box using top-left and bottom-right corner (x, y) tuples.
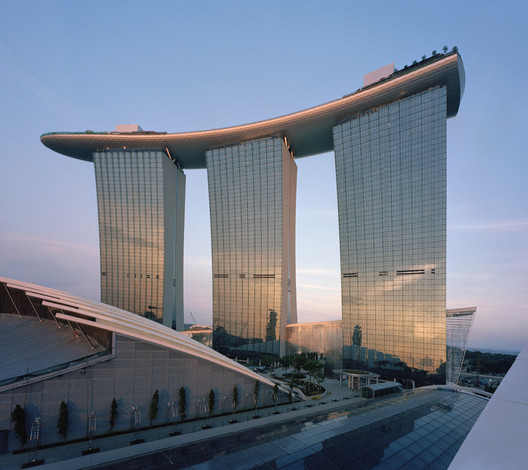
(0, 375), (359, 469)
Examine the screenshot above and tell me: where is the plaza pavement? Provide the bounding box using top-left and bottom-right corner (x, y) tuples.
(0, 373), (362, 469)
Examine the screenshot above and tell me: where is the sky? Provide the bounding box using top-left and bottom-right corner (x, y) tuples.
(1, 1), (526, 352)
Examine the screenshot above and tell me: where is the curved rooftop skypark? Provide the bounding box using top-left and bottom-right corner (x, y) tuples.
(40, 51), (465, 383)
(41, 52), (464, 167)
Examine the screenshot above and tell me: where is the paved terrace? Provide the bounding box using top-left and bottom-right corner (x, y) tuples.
(0, 374), (487, 469)
(0, 374), (362, 469)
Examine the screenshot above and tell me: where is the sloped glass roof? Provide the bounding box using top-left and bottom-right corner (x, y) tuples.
(92, 388), (487, 469)
(0, 313), (106, 387)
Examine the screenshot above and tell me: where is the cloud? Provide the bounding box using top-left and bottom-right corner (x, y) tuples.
(0, 232), (98, 259)
(450, 218), (528, 231)
(297, 283), (340, 292)
(448, 272), (495, 282)
(298, 208), (338, 217)
(0, 232), (99, 299)
(297, 267), (340, 276)
(184, 255), (212, 269)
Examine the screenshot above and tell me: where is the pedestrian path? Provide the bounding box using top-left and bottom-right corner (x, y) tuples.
(0, 375), (360, 469)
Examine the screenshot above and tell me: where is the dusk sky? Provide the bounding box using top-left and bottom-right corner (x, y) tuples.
(1, 1), (526, 352)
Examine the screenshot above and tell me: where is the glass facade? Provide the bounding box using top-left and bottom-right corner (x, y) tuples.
(446, 307), (476, 384)
(286, 321), (343, 372)
(94, 149), (185, 330)
(98, 389), (487, 469)
(334, 87), (447, 385)
(206, 137), (297, 357)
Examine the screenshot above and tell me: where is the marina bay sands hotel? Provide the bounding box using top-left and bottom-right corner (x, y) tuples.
(41, 51), (465, 384)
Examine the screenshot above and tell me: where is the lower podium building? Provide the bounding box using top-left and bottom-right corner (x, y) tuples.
(0, 277), (282, 451)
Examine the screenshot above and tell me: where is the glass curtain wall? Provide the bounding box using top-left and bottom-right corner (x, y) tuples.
(94, 149), (185, 330)
(446, 307), (476, 384)
(334, 87), (447, 385)
(206, 137), (297, 358)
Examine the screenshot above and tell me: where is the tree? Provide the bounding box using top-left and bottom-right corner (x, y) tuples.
(178, 387), (187, 421)
(208, 389), (215, 416)
(232, 384), (239, 410)
(11, 404), (27, 446)
(279, 356), (291, 371)
(272, 384), (279, 413)
(253, 381), (260, 408)
(315, 369), (325, 386)
(109, 398), (118, 431)
(57, 401), (68, 440)
(261, 355), (274, 370)
(252, 380), (261, 418)
(149, 390), (159, 425)
(291, 353), (307, 374)
(443, 45), (448, 54)
(305, 361), (323, 384)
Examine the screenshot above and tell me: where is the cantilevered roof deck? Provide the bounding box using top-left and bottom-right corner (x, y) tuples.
(41, 52), (465, 169)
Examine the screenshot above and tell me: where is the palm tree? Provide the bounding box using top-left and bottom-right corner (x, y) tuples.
(305, 361), (323, 384)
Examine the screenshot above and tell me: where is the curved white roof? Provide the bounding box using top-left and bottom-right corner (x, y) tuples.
(0, 276), (274, 387)
(449, 346), (527, 470)
(41, 53), (464, 169)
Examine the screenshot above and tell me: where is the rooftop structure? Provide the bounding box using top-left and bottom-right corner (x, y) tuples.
(446, 307), (477, 384)
(449, 345), (527, 469)
(0, 277), (281, 452)
(41, 52), (464, 167)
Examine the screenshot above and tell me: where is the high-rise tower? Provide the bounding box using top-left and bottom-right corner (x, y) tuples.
(94, 148), (185, 330)
(334, 87), (447, 384)
(206, 137), (297, 357)
(41, 51), (465, 381)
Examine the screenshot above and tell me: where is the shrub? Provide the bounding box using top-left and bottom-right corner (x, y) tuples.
(178, 387), (186, 421)
(109, 398), (118, 430)
(253, 381), (260, 406)
(57, 401), (68, 440)
(11, 404), (27, 446)
(208, 389), (215, 416)
(232, 384), (239, 409)
(149, 390), (159, 425)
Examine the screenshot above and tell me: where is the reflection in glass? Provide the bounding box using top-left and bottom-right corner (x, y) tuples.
(94, 149), (185, 330)
(286, 321), (343, 372)
(334, 88), (448, 385)
(206, 137), (297, 357)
